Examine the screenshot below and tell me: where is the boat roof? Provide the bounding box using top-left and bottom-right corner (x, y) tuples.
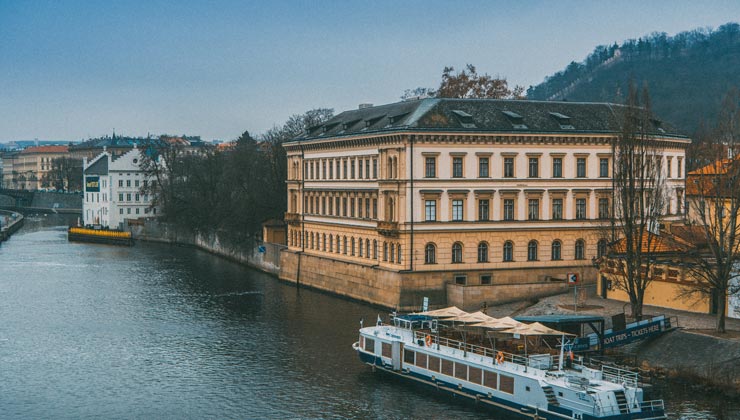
(514, 315), (604, 324)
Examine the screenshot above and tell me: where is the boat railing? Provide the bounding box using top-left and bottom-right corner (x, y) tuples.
(412, 331), (579, 371)
(601, 365), (638, 388)
(641, 399), (665, 412)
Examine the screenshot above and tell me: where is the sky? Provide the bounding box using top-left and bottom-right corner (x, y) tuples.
(1, 0), (739, 142)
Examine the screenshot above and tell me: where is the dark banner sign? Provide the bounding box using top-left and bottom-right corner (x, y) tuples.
(602, 319), (663, 348)
(86, 176), (100, 192)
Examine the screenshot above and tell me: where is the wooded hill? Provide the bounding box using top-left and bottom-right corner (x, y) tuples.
(526, 23), (740, 137)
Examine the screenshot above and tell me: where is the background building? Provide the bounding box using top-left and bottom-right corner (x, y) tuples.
(82, 146), (158, 228)
(1, 145), (72, 190)
(281, 98), (689, 311)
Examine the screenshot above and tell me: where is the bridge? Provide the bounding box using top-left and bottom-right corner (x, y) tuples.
(0, 188), (35, 207)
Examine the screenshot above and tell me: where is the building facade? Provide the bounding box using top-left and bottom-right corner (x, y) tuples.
(82, 146), (158, 228)
(280, 99), (690, 311)
(2, 145), (71, 190)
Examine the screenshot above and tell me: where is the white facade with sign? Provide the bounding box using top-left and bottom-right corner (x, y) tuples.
(82, 146), (159, 229)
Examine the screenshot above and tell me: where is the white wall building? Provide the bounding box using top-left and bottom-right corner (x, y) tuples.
(82, 146), (158, 229)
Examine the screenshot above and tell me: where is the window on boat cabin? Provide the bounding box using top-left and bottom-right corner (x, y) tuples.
(483, 371), (497, 389)
(454, 362), (467, 380)
(499, 375), (515, 394)
(404, 349), (415, 365)
(468, 366), (482, 384)
(382, 342), (392, 358)
(364, 337), (375, 353)
(360, 336), (364, 349)
(428, 355), (441, 372)
(415, 352), (427, 368)
(441, 358), (453, 376)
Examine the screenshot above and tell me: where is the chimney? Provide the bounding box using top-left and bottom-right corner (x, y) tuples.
(358, 103), (373, 109)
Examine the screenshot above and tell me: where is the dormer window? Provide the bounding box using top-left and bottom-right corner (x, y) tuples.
(364, 114), (386, 128)
(549, 112), (575, 130)
(388, 112), (409, 125)
(451, 110), (476, 128)
(502, 110), (527, 129)
(342, 119), (361, 131)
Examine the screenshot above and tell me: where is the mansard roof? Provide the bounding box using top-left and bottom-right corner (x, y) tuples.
(289, 98), (688, 143)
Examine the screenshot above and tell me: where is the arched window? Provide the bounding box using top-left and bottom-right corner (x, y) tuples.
(597, 239), (608, 258)
(575, 239), (585, 260)
(477, 242), (489, 263)
(343, 236), (348, 254)
(503, 241), (514, 262)
(336, 235), (341, 253)
(322, 233), (326, 251)
(383, 242), (388, 261)
(390, 243), (395, 262)
(425, 243), (436, 264)
(373, 240), (378, 259)
(551, 240), (562, 260)
(329, 235), (333, 252)
(452, 242), (463, 263)
(359, 238), (364, 257)
(351, 237), (356, 256)
(528, 240), (538, 261)
(366, 239), (371, 259)
(397, 244), (402, 264)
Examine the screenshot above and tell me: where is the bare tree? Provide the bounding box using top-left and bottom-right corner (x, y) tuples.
(611, 83), (669, 320)
(41, 157), (82, 191)
(684, 88), (740, 333)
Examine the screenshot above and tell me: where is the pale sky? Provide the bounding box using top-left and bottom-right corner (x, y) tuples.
(1, 0), (739, 142)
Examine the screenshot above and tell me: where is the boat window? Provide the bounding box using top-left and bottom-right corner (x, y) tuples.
(404, 349), (415, 364)
(468, 366), (482, 384)
(382, 342), (392, 358)
(428, 356), (441, 373)
(500, 375), (515, 394)
(454, 363), (467, 380)
(484, 371), (497, 389)
(415, 352), (428, 368)
(441, 359), (453, 376)
(364, 337), (375, 353)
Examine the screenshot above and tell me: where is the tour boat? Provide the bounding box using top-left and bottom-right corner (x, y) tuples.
(352, 310), (665, 420)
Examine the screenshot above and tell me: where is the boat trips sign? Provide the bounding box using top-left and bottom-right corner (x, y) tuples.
(602, 319), (663, 348)
(86, 176), (100, 192)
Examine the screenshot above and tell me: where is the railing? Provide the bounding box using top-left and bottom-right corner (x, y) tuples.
(601, 365), (638, 388)
(641, 399), (665, 412)
(376, 221), (399, 236)
(412, 331), (580, 372)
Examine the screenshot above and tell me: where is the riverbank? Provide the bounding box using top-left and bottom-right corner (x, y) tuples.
(128, 219), (283, 276)
(0, 210), (24, 242)
(506, 292), (740, 394)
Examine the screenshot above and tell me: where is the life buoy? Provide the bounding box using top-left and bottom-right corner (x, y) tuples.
(495, 351), (505, 364)
(425, 334), (433, 347)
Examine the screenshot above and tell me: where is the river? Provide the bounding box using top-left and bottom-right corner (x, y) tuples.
(0, 216), (737, 419)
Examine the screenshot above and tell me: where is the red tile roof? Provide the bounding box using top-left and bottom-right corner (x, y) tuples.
(20, 145), (68, 154)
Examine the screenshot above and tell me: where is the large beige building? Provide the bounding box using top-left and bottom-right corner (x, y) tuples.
(280, 99), (689, 311)
(2, 145), (71, 190)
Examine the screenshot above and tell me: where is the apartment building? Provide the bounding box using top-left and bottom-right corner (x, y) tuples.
(280, 98), (690, 310)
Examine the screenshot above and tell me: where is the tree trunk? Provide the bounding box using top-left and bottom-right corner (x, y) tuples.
(717, 289), (727, 333)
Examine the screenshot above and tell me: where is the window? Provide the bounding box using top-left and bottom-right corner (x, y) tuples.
(677, 158), (683, 178)
(528, 199), (539, 220)
(452, 242), (463, 263)
(373, 198), (378, 219)
(118, 180), (123, 187)
(551, 240), (562, 260)
(527, 241), (538, 261)
(366, 239), (371, 258)
(577, 157), (586, 177)
(480, 275), (492, 285)
(127, 179), (131, 187)
(389, 243), (394, 262)
(484, 371), (497, 389)
(383, 242), (388, 261)
(598, 198), (610, 219)
(600, 158), (609, 177)
(454, 362), (467, 380)
(425, 157), (436, 178)
(452, 199), (463, 221)
(553, 157), (563, 178)
(528, 157), (539, 178)
(425, 200), (437, 221)
(576, 198), (587, 219)
(364, 337), (375, 352)
(452, 157), (463, 178)
(425, 243), (436, 264)
(454, 275), (466, 285)
(357, 198), (363, 218)
(134, 180), (140, 187)
(404, 349), (415, 365)
(503, 241), (513, 262)
(477, 242), (489, 263)
(552, 198), (563, 220)
(397, 244), (401, 263)
(118, 193), (124, 202)
(350, 198), (355, 217)
(126, 193), (132, 202)
(135, 193), (140, 202)
(415, 352), (427, 368)
(342, 198), (347, 216)
(127, 208), (131, 214)
(504, 199), (515, 221)
(478, 199), (489, 221)
(597, 239), (607, 258)
(119, 208), (123, 215)
(366, 160), (370, 179)
(365, 199), (370, 218)
(504, 157), (514, 178)
(575, 239), (585, 260)
(479, 157), (489, 177)
(373, 159), (378, 178)
(373, 240), (378, 259)
(500, 375), (515, 394)
(345, 160), (350, 179)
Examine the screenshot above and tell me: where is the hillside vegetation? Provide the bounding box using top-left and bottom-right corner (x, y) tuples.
(527, 23), (740, 137)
